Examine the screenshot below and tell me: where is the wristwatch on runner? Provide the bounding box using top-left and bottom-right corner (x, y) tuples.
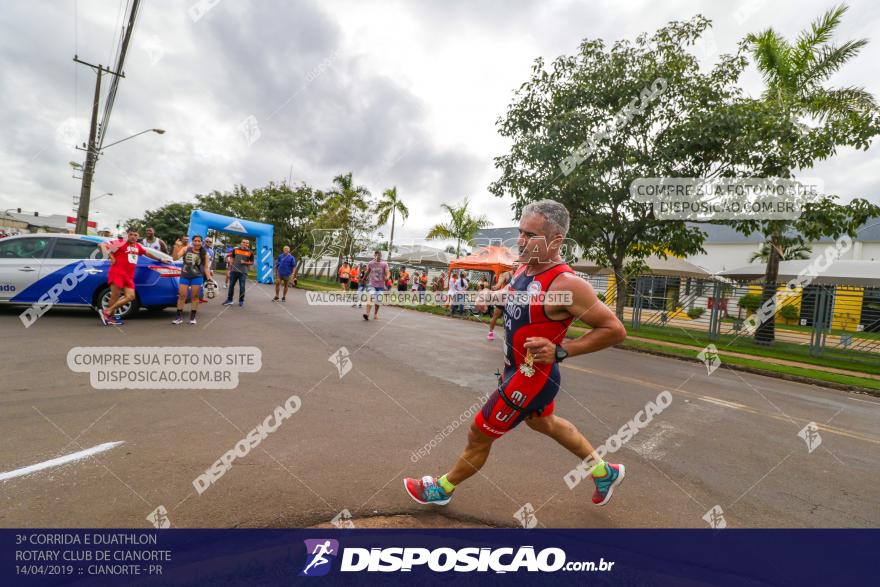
(555, 344), (569, 363)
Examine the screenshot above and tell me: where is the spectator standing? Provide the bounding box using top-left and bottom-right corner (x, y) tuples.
(141, 227), (169, 254)
(397, 266), (410, 292)
(450, 270), (469, 316)
(273, 246), (297, 302)
(223, 238), (254, 307)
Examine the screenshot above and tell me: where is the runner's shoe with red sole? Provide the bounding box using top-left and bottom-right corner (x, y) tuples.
(403, 476), (451, 505)
(592, 463), (625, 506)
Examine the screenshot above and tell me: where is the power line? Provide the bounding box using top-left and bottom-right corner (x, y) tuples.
(74, 0), (78, 122)
(71, 0), (141, 235)
(107, 0), (126, 80)
(97, 0), (140, 151)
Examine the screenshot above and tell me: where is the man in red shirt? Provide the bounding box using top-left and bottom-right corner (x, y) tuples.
(99, 228), (170, 325)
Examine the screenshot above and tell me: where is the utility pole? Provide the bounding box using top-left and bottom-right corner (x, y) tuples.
(75, 62), (102, 235)
(72, 58), (124, 235)
(72, 0), (140, 235)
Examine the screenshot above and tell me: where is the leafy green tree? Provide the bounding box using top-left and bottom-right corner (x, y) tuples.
(194, 182), (325, 258)
(317, 172), (373, 270)
(124, 202), (194, 243)
(490, 16), (748, 318)
(426, 198), (491, 258)
(255, 182), (325, 259)
(375, 186), (409, 262)
(126, 182), (326, 261)
(734, 4), (880, 343)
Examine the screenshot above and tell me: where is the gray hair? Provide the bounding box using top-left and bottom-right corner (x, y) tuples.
(522, 199), (570, 238)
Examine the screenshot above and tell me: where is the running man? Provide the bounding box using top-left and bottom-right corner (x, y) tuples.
(99, 228), (171, 325)
(361, 250), (390, 321)
(302, 541), (335, 576)
(404, 200), (628, 508)
(486, 262), (517, 341)
(172, 235), (210, 324)
(273, 246), (297, 302)
(223, 239), (254, 307)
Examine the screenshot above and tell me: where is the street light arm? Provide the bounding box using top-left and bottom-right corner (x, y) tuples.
(99, 128), (165, 150)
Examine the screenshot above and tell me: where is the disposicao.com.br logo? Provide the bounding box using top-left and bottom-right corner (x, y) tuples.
(299, 540), (615, 575)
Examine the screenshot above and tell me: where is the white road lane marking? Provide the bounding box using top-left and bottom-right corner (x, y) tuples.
(848, 396), (880, 406)
(0, 441), (124, 482)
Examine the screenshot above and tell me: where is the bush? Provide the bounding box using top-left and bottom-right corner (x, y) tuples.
(687, 307), (705, 319)
(778, 304), (800, 323)
(738, 293), (763, 313)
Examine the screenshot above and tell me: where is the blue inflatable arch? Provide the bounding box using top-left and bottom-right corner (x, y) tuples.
(188, 209), (275, 284)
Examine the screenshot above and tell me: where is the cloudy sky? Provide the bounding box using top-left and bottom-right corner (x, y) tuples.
(1, 0), (878, 244)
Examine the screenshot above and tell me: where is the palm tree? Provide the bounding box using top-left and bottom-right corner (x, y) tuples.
(375, 187), (409, 262)
(425, 198), (491, 258)
(749, 238), (812, 263)
(323, 172), (372, 272)
(746, 3), (875, 342)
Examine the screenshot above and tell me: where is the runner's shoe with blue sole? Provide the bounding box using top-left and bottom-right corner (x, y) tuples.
(403, 476), (451, 506)
(592, 463), (625, 506)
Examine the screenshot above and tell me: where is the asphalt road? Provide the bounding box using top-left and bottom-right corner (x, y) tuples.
(1, 283), (878, 529)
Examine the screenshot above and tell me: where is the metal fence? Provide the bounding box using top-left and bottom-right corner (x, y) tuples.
(586, 274), (880, 366)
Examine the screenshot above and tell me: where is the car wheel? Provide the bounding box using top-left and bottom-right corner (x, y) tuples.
(96, 286), (140, 319)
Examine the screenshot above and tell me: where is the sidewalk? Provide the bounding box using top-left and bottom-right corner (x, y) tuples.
(625, 336), (880, 382)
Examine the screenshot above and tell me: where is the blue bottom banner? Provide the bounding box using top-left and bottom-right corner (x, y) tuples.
(2, 529), (874, 585)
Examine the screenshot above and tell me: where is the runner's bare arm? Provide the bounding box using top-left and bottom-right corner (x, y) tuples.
(144, 248), (171, 263)
(524, 273), (625, 364)
(475, 288), (508, 312)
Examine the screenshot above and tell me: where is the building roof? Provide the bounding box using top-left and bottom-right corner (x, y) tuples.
(473, 227), (519, 247)
(573, 255), (712, 278)
(0, 211), (72, 231)
(685, 220), (880, 244)
(719, 260), (880, 286)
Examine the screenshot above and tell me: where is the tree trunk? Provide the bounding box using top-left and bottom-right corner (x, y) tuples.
(755, 232), (781, 345)
(388, 208), (396, 263)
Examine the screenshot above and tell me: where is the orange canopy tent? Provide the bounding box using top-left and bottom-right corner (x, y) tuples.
(448, 245), (517, 283)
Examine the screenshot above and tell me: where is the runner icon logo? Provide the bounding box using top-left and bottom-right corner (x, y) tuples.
(146, 505), (171, 529)
(329, 347), (352, 378)
(703, 505), (727, 529)
(513, 503), (538, 529)
(300, 539), (339, 576)
(697, 344), (721, 376)
(331, 509), (355, 529)
(797, 422), (822, 453)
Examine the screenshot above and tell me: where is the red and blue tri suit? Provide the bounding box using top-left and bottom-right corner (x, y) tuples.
(474, 262), (575, 438)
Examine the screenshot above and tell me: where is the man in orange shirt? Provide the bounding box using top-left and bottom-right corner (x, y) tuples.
(397, 266), (410, 293)
(349, 263), (361, 303)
